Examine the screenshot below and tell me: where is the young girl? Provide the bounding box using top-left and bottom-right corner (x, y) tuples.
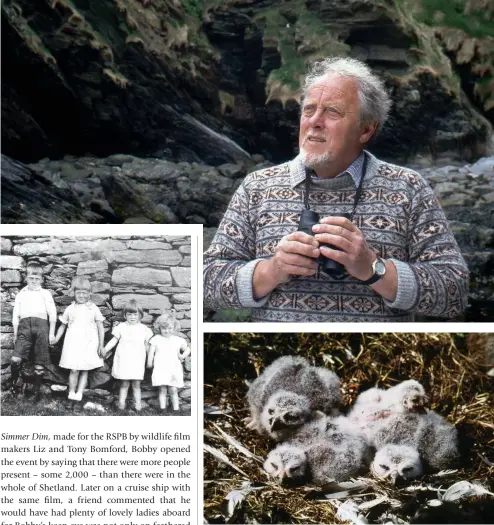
(104, 299), (153, 411)
(147, 313), (190, 412)
(54, 277), (105, 402)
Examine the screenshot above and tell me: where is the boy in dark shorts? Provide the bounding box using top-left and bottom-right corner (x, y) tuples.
(11, 261), (57, 401)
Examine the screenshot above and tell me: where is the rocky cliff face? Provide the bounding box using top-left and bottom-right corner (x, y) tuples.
(2, 0), (492, 166)
(0, 235), (192, 410)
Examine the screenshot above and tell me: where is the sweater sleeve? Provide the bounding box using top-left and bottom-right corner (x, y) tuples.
(203, 177), (270, 309)
(383, 180), (469, 318)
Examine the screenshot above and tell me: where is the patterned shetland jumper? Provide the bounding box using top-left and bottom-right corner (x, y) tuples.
(203, 152), (469, 322)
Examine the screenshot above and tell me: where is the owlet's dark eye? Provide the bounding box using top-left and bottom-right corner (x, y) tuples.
(380, 464), (390, 471)
(402, 466), (413, 473)
(268, 408), (274, 415)
(285, 413), (297, 422)
(270, 462), (278, 469)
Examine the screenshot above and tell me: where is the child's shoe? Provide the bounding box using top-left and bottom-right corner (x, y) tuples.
(74, 392), (83, 402)
(67, 392), (76, 401)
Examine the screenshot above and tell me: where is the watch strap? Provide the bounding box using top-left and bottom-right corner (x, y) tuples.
(361, 257), (385, 285)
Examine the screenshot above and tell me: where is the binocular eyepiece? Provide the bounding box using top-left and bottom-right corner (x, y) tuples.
(297, 209), (349, 276)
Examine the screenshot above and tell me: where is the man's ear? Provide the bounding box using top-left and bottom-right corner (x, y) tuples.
(359, 122), (378, 144)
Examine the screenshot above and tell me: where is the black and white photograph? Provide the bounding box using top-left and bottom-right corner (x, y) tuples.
(203, 332), (494, 524)
(0, 234), (193, 417)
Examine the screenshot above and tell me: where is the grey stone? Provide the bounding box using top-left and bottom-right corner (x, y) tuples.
(1, 255), (25, 270)
(170, 267), (191, 287)
(178, 388), (191, 399)
(469, 157), (494, 175)
(112, 294), (171, 311)
(481, 191), (494, 204)
(178, 245), (191, 255)
(112, 267), (172, 286)
(174, 304), (191, 311)
(1, 239), (13, 253)
(1, 270), (21, 283)
(105, 154), (137, 166)
(110, 250), (182, 266)
(126, 240), (172, 250)
(172, 293), (191, 303)
(77, 259), (108, 275)
(179, 319), (191, 329)
(91, 281), (111, 293)
(218, 163), (246, 179)
(13, 239), (127, 256)
(1, 333), (15, 365)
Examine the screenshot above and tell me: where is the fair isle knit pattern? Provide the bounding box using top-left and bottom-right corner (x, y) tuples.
(203, 152), (469, 322)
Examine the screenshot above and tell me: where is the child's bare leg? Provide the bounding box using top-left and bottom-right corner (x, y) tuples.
(132, 380), (142, 411)
(119, 380), (130, 410)
(170, 386), (179, 411)
(75, 371), (88, 401)
(68, 370), (79, 399)
(159, 386), (168, 410)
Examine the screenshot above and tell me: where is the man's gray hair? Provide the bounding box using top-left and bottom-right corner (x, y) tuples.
(302, 57), (392, 137)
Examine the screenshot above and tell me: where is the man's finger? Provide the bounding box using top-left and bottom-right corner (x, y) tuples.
(318, 216), (357, 232)
(285, 231), (318, 245)
(281, 240), (320, 259)
(282, 253), (319, 269)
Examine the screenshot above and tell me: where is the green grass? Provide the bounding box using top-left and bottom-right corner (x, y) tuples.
(412, 0), (494, 39)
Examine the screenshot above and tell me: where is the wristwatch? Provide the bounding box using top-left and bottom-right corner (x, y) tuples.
(361, 256), (386, 285)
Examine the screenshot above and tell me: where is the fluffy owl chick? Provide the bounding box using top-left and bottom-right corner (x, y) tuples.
(372, 410), (460, 472)
(417, 411), (460, 471)
(247, 356), (341, 439)
(290, 414), (372, 463)
(371, 444), (423, 484)
(265, 432), (369, 486)
(349, 380), (428, 442)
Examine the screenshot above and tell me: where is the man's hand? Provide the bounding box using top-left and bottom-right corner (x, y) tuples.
(312, 216), (376, 280)
(252, 232), (320, 300)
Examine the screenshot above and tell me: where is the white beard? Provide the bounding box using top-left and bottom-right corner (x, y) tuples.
(300, 149), (332, 168)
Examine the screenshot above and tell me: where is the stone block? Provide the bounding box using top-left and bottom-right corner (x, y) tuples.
(1, 270), (21, 284)
(1, 255), (24, 270)
(1, 333), (15, 365)
(110, 250), (182, 266)
(1, 239), (13, 253)
(92, 281), (111, 293)
(112, 294), (171, 311)
(13, 239), (127, 256)
(178, 388), (191, 400)
(179, 319), (191, 329)
(171, 267), (191, 287)
(172, 293), (191, 304)
(77, 259), (108, 275)
(127, 240), (172, 250)
(112, 267), (172, 287)
(178, 245), (191, 255)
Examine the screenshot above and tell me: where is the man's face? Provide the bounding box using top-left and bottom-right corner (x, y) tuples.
(299, 75), (373, 175)
(26, 274), (42, 290)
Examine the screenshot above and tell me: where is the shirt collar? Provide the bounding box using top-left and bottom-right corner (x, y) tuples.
(289, 151), (366, 188)
(22, 285), (42, 292)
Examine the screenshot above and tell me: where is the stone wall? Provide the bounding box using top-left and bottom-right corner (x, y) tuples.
(0, 235), (192, 411)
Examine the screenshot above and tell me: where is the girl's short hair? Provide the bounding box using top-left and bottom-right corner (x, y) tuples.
(26, 262), (43, 277)
(70, 277), (92, 295)
(154, 313), (181, 332)
(123, 299), (144, 319)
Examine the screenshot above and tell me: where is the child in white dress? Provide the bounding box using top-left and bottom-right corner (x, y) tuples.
(147, 313), (190, 412)
(54, 277), (105, 402)
(104, 299), (153, 411)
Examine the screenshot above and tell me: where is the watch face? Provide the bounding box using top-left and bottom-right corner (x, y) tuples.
(375, 259), (386, 276)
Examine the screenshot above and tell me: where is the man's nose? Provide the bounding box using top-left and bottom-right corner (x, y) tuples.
(308, 107), (324, 127)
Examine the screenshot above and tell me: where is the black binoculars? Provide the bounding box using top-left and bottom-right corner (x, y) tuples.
(297, 209), (349, 276)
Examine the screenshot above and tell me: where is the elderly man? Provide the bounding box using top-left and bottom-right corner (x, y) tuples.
(204, 57), (469, 322)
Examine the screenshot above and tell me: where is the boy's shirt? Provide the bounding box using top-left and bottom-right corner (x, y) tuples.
(13, 286), (57, 321)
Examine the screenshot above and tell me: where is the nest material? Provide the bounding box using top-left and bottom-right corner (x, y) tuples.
(204, 333), (494, 524)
